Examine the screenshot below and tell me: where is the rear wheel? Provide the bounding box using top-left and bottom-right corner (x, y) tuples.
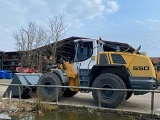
(37, 72), (64, 101)
(63, 88), (78, 97)
(92, 73), (127, 108)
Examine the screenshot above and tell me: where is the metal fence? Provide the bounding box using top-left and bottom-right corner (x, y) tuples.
(1, 83), (160, 115)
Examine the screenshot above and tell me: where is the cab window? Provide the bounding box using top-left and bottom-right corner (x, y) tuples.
(75, 41), (93, 62)
(111, 54), (126, 64)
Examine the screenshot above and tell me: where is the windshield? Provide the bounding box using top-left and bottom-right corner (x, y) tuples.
(75, 41), (93, 62)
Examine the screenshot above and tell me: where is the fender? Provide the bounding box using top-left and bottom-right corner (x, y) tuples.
(90, 65), (131, 88)
(52, 69), (69, 84)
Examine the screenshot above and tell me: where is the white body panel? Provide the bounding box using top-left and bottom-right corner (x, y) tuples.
(74, 39), (104, 70)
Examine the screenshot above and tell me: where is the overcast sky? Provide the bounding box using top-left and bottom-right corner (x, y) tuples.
(0, 0), (160, 57)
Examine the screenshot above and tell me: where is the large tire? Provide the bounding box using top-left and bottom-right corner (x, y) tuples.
(37, 72), (64, 101)
(63, 88), (78, 97)
(92, 73), (127, 108)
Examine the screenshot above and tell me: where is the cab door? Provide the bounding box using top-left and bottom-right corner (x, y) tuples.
(74, 41), (96, 69)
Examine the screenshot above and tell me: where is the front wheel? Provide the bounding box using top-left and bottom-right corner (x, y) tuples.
(92, 73), (127, 108)
(37, 72), (64, 101)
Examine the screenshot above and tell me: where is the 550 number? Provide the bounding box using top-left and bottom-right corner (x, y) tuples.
(133, 66), (149, 70)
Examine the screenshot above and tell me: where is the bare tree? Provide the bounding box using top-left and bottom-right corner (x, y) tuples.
(46, 14), (67, 63)
(13, 22), (47, 71)
(13, 14), (67, 72)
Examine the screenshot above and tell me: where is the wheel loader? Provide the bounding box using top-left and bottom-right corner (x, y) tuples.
(36, 38), (158, 108)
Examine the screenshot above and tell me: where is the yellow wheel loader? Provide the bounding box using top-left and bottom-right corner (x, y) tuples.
(37, 38), (158, 108)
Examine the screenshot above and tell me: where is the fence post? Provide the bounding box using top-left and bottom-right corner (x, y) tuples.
(18, 85), (21, 102)
(5, 91), (8, 98)
(151, 91), (154, 115)
(9, 91), (12, 104)
(56, 87), (59, 105)
(98, 89), (101, 108)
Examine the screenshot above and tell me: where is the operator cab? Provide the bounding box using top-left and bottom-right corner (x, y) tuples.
(74, 39), (104, 87)
(74, 39), (104, 70)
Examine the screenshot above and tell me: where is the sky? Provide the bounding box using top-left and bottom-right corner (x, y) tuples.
(0, 0), (160, 57)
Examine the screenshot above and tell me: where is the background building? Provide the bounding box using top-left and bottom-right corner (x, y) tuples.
(0, 36), (146, 73)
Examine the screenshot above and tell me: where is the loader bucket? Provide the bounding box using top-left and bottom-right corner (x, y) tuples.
(3, 73), (43, 98)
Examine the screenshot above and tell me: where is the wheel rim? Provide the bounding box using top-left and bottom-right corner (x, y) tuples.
(42, 81), (54, 94)
(101, 84), (114, 99)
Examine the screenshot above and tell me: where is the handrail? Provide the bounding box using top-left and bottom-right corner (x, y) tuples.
(1, 83), (159, 115)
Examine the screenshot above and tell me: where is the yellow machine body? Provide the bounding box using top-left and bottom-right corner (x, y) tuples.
(62, 62), (79, 91)
(65, 51), (156, 91)
(103, 52), (156, 78)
